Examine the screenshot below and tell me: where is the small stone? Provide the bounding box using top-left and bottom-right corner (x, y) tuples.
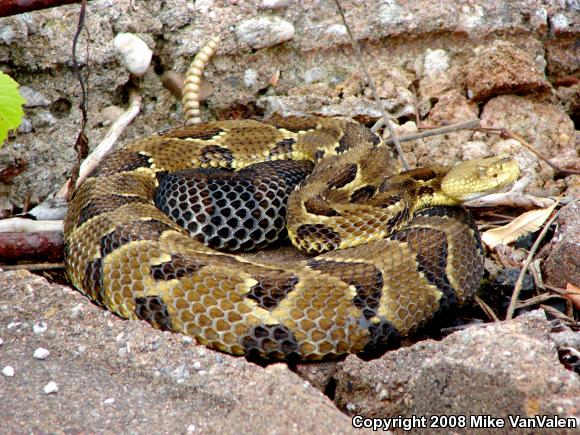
(423, 49), (449, 76)
(114, 33), (153, 76)
(181, 335), (193, 344)
(236, 16), (295, 49)
(32, 111), (57, 128)
(324, 24), (347, 36)
(103, 397), (115, 404)
(33, 321), (47, 334)
(19, 86), (50, 107)
(100, 106), (125, 124)
(18, 118), (32, 133)
(550, 13), (569, 33)
(0, 337), (3, 346)
(0, 26), (15, 44)
(43, 381), (58, 394)
(262, 0), (291, 8)
(243, 69), (258, 88)
(187, 424), (196, 433)
(2, 366), (14, 377)
(33, 347), (50, 360)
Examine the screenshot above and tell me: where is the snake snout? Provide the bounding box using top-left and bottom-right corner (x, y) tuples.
(441, 157), (520, 202)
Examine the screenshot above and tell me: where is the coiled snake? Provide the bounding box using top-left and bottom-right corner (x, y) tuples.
(64, 116), (519, 360)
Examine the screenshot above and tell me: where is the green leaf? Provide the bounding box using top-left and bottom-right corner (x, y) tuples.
(0, 71), (26, 147)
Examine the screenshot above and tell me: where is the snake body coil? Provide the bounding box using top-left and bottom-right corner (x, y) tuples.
(64, 117), (518, 360)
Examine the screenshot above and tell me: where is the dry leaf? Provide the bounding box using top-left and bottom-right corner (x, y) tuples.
(481, 202), (558, 249)
(565, 283), (580, 311)
(269, 69), (280, 87)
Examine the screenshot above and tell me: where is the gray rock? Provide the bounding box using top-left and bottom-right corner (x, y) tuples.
(236, 16), (295, 49)
(543, 201), (580, 289)
(19, 86), (50, 107)
(333, 311), (580, 429)
(30, 110), (56, 128)
(17, 118), (32, 134)
(0, 270), (360, 434)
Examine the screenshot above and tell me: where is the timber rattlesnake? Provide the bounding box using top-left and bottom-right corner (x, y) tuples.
(64, 116), (519, 360)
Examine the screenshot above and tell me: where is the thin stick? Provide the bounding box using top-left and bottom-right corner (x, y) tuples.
(0, 263), (65, 271)
(505, 202), (562, 320)
(381, 119), (481, 146)
(540, 304), (575, 323)
(57, 90), (142, 198)
(475, 295), (500, 322)
(476, 127), (580, 176)
(0, 218), (63, 233)
(333, 0), (408, 170)
(515, 293), (568, 309)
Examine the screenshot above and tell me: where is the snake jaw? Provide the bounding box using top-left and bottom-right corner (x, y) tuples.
(441, 157), (520, 202)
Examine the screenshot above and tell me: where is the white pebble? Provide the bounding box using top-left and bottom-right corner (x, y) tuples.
(2, 366), (14, 377)
(33, 347), (50, 360)
(236, 16), (295, 49)
(33, 321), (48, 334)
(103, 397), (115, 404)
(114, 33), (153, 76)
(181, 336), (193, 344)
(0, 337), (3, 346)
(192, 361), (202, 370)
(43, 381), (59, 394)
(423, 48), (449, 76)
(262, 0), (291, 8)
(551, 13), (569, 32)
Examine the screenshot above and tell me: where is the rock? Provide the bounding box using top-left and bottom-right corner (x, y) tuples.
(464, 41), (550, 102)
(30, 110), (56, 128)
(0, 270), (357, 433)
(19, 86), (50, 107)
(235, 16), (295, 49)
(333, 311), (580, 425)
(543, 201), (580, 289)
(423, 49), (450, 78)
(17, 118), (32, 134)
(261, 0), (292, 9)
(114, 33), (153, 76)
(479, 95), (576, 192)
(99, 105), (126, 125)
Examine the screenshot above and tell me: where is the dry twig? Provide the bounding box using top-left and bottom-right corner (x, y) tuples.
(505, 200), (562, 320)
(0, 263), (65, 271)
(476, 127), (580, 176)
(475, 295), (500, 322)
(0, 218), (63, 233)
(57, 90), (142, 198)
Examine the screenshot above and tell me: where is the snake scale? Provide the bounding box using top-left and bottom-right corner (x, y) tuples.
(64, 116), (519, 360)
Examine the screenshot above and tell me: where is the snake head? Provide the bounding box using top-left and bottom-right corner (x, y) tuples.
(441, 157), (520, 202)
